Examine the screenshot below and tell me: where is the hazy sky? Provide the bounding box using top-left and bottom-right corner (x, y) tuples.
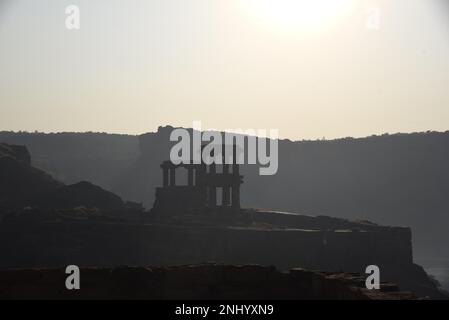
(1, 0), (449, 140)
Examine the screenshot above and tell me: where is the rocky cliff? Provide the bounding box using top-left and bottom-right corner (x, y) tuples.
(0, 264), (416, 300)
(0, 214), (446, 299)
(0, 143), (129, 214)
(2, 129), (448, 264)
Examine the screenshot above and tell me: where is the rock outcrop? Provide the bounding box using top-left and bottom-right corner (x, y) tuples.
(0, 143), (128, 213)
(0, 264), (416, 300)
(37, 181), (126, 211)
(0, 214), (446, 299)
(0, 143), (63, 210)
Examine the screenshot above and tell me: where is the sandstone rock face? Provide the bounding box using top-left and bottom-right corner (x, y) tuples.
(0, 264), (416, 300)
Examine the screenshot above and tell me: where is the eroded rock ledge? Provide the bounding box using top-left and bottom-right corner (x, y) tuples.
(0, 264), (416, 300)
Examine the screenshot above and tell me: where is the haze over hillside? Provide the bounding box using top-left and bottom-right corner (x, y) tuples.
(1, 128), (449, 270)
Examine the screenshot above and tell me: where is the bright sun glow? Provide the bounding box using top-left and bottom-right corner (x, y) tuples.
(244, 0), (355, 33)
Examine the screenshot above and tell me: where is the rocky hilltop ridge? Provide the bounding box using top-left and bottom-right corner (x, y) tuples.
(0, 143), (137, 215)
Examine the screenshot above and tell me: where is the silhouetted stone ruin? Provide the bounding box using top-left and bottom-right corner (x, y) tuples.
(151, 143), (243, 216)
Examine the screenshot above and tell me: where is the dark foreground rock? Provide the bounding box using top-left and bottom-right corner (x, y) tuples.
(0, 264), (416, 300)
(0, 218), (446, 299)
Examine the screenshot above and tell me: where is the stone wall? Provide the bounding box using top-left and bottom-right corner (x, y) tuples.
(0, 220), (444, 298)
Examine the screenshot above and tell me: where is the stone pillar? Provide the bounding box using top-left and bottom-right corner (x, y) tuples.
(232, 185), (240, 209)
(222, 186), (230, 207)
(209, 163), (217, 207)
(208, 186), (216, 208)
(232, 143), (239, 176)
(231, 143), (240, 209)
(197, 164), (207, 204)
(188, 167), (194, 186)
(169, 167), (176, 186)
(195, 165), (202, 186)
(163, 167), (169, 187)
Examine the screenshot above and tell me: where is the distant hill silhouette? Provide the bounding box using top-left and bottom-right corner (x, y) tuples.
(1, 129), (448, 261)
(36, 181), (126, 211)
(0, 142), (128, 213)
(0, 132), (139, 189)
(0, 143), (62, 210)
